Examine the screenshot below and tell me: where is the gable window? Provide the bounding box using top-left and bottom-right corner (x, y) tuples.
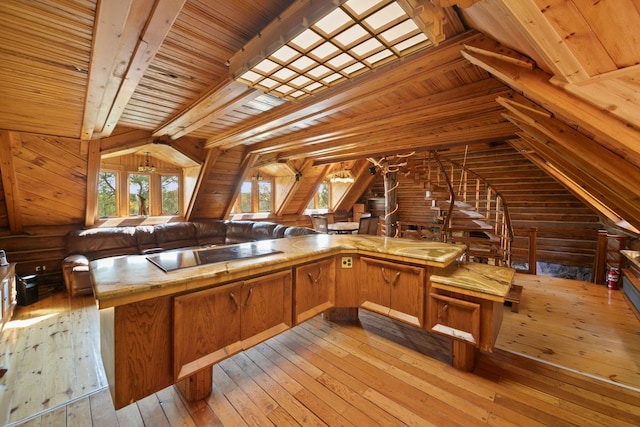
(234, 178), (274, 213)
(98, 171), (117, 218)
(307, 181), (330, 210)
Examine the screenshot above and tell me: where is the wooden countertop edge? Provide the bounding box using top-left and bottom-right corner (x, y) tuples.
(92, 243), (463, 309)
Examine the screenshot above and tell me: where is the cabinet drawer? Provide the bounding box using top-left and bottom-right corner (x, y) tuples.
(428, 293), (480, 345)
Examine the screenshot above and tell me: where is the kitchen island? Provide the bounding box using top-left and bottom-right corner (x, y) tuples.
(91, 234), (513, 408)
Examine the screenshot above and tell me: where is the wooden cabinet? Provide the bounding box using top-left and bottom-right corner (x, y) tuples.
(173, 270), (292, 380)
(428, 293), (480, 345)
(294, 258), (336, 323)
(0, 264), (16, 336)
(360, 257), (425, 327)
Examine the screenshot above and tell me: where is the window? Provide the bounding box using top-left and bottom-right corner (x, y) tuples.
(233, 178), (273, 213)
(129, 174), (150, 216)
(307, 181), (330, 210)
(161, 175), (179, 215)
(98, 171), (117, 217)
(257, 181), (272, 212)
(239, 181), (252, 213)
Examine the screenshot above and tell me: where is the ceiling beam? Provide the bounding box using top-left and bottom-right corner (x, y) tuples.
(461, 44), (640, 169)
(153, 80), (261, 140)
(84, 0), (187, 139)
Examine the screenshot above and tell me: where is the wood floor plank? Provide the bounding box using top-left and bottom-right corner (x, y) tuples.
(66, 397), (91, 427)
(136, 393), (171, 427)
(155, 386), (197, 427)
(234, 351), (327, 427)
(88, 389), (118, 427)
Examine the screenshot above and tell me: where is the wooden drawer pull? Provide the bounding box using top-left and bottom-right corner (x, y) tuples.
(381, 268), (401, 286)
(307, 267), (323, 285)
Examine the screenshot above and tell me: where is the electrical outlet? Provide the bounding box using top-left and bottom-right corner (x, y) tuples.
(341, 257), (353, 268)
(35, 265), (41, 272)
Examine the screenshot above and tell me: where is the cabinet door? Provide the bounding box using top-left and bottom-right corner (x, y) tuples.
(361, 257), (425, 327)
(428, 292), (480, 346)
(241, 270), (292, 349)
(173, 282), (243, 380)
(294, 258), (336, 323)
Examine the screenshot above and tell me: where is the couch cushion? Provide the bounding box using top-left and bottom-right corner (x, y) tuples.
(251, 222), (282, 241)
(153, 222), (198, 250)
(135, 225), (157, 252)
(224, 221), (255, 244)
(65, 227), (138, 260)
(194, 220), (226, 246)
(283, 226), (318, 237)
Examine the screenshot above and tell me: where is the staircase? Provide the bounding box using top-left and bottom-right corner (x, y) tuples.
(397, 152), (513, 267)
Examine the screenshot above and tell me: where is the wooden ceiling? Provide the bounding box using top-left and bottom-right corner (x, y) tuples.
(1, 0), (640, 232)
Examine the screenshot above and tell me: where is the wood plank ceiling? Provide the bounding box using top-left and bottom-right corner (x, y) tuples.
(0, 0), (640, 232)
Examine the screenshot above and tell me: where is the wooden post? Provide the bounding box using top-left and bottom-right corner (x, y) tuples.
(528, 228), (537, 275)
(384, 171), (398, 237)
(176, 366), (213, 401)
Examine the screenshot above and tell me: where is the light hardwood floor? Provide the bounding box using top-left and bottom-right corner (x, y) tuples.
(1, 274), (639, 426)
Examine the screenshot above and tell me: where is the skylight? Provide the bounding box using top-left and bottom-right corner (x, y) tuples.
(232, 0), (433, 101)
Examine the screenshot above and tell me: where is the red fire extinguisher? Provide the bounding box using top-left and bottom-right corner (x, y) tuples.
(606, 266), (620, 290)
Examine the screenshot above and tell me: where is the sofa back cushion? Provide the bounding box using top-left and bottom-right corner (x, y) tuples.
(251, 222), (284, 241)
(194, 220), (226, 246)
(66, 227), (138, 260)
(153, 222), (197, 250)
(135, 225), (157, 252)
(225, 221), (255, 244)
(284, 226), (318, 237)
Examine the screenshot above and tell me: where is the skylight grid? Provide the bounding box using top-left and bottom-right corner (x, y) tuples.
(234, 0), (432, 101)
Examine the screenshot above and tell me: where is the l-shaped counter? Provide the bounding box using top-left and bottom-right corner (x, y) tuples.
(91, 234), (515, 409)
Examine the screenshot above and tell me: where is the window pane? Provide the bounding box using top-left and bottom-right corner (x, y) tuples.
(161, 175), (179, 215)
(129, 174), (150, 216)
(318, 182), (329, 208)
(98, 171), (117, 217)
(239, 181), (252, 213)
(257, 181), (272, 212)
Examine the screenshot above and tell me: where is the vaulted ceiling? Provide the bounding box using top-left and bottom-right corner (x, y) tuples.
(1, 0), (639, 232)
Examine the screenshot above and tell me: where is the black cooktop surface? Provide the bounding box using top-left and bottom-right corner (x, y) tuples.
(146, 244), (282, 272)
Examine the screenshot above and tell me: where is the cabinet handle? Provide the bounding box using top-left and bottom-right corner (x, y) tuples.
(307, 267), (323, 285)
(243, 286), (254, 308)
(438, 303), (449, 320)
(381, 268), (401, 286)
(229, 292), (239, 311)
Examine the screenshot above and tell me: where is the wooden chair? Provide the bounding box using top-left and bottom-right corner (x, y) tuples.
(357, 216), (371, 234)
(367, 216), (379, 235)
(311, 215), (329, 233)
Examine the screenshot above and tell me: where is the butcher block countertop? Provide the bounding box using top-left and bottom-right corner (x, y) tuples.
(91, 234), (474, 308)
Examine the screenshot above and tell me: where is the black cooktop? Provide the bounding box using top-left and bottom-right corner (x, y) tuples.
(146, 243), (282, 272)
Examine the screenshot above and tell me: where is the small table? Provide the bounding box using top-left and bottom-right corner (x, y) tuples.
(328, 222), (359, 234)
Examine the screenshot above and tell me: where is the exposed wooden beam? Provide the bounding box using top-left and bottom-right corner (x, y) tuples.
(461, 46), (640, 169)
(153, 80), (261, 140)
(84, 140), (101, 227)
(222, 152), (259, 220)
(397, 0), (447, 45)
(82, 0), (136, 140)
(184, 147), (221, 221)
(246, 80), (512, 157)
(92, 0), (187, 138)
(0, 131), (23, 232)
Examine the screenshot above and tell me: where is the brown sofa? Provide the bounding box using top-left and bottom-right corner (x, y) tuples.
(62, 220), (316, 296)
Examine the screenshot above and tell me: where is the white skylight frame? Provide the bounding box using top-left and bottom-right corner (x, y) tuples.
(235, 0), (433, 101)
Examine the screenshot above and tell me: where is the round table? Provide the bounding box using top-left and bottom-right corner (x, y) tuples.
(327, 222), (359, 234)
